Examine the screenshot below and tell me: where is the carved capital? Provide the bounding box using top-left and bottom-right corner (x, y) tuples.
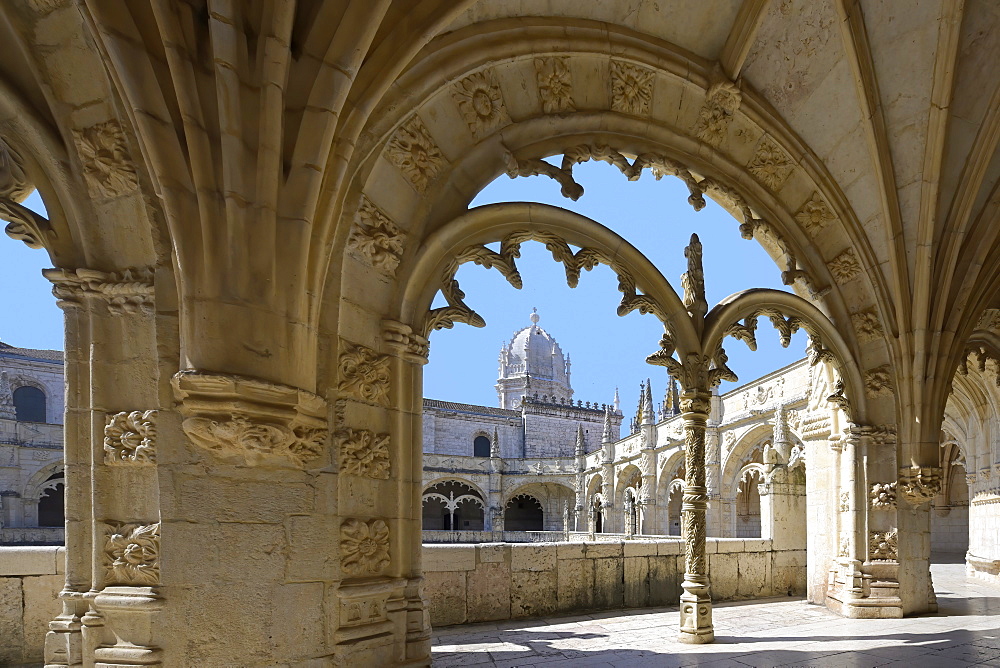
(103, 523), (160, 586)
(898, 466), (943, 506)
(172, 372), (328, 467)
(104, 410), (157, 465)
(42, 267), (154, 314)
(382, 320), (429, 364)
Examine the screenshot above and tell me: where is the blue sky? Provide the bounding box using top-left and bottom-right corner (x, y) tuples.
(1, 165), (805, 420)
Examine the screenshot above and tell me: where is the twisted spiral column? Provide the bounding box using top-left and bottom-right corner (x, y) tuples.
(679, 390), (714, 643)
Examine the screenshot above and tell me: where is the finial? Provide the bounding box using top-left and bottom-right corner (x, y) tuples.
(576, 424), (585, 456)
(642, 378), (654, 424)
(613, 387), (621, 411)
(681, 233), (707, 319)
(602, 404), (614, 443)
(529, 307), (540, 325)
(491, 426), (500, 458)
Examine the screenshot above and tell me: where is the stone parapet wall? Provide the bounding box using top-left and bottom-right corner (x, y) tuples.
(0, 546), (64, 665)
(422, 539), (806, 626)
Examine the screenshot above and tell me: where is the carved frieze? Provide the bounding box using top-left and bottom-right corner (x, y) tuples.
(453, 69), (510, 138)
(610, 60), (654, 116)
(535, 57), (575, 113)
(340, 519), (390, 576)
(869, 529), (898, 561)
(827, 249), (862, 284)
(348, 198), (405, 275)
(898, 466), (943, 506)
(693, 81), (741, 147)
(385, 115), (446, 193)
(747, 135), (793, 191)
(338, 429), (390, 480)
(338, 342), (391, 406)
(172, 372), (328, 467)
(864, 365), (893, 397)
(340, 594), (388, 629)
(794, 192), (836, 236)
(103, 523), (160, 586)
(869, 482), (897, 509)
(42, 267), (154, 314)
(72, 120), (138, 199)
(104, 410), (157, 465)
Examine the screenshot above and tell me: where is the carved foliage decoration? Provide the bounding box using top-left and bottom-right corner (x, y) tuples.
(43, 267), (154, 314)
(338, 428), (390, 479)
(864, 365), (893, 397)
(852, 308), (884, 343)
(898, 466), (942, 506)
(535, 57), (575, 113)
(0, 137), (54, 250)
(453, 69), (511, 138)
(385, 116), (446, 193)
(795, 192), (837, 236)
(72, 120), (138, 199)
(104, 523), (160, 586)
(382, 320), (430, 362)
(183, 415), (326, 465)
(610, 60), (654, 116)
(748, 135), (793, 191)
(828, 248), (862, 284)
(693, 81), (741, 147)
(348, 198), (404, 275)
(340, 519), (390, 576)
(338, 342), (391, 405)
(104, 410), (157, 465)
(869, 529), (898, 561)
(869, 481), (896, 509)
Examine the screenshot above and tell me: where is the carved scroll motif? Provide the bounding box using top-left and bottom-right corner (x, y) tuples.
(104, 523), (160, 586)
(104, 410), (157, 465)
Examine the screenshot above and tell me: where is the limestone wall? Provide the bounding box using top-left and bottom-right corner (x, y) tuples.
(422, 539), (806, 626)
(0, 546), (64, 665)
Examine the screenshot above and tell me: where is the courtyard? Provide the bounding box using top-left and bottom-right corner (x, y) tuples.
(432, 561), (1000, 667)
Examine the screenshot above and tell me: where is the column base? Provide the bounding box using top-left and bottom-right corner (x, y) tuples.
(826, 560), (902, 619)
(678, 585), (714, 644)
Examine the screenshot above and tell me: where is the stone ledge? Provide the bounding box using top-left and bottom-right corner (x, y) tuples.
(0, 546), (64, 576)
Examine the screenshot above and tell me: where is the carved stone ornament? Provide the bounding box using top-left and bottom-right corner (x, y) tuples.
(104, 523), (160, 586)
(385, 115), (446, 193)
(864, 365), (893, 397)
(898, 466), (943, 506)
(838, 534), (851, 558)
(104, 410), (157, 465)
(172, 371), (328, 467)
(340, 519), (390, 576)
(338, 341), (391, 405)
(535, 57), (575, 113)
(852, 308), (884, 343)
(839, 491), (850, 512)
(347, 198), (405, 275)
(869, 481), (897, 509)
(452, 69), (511, 138)
(693, 80), (741, 147)
(869, 529), (898, 561)
(610, 60), (654, 116)
(72, 120), (139, 199)
(382, 320), (429, 363)
(747, 135), (793, 191)
(42, 267), (154, 314)
(0, 137), (56, 250)
(794, 192), (836, 236)
(338, 429), (390, 480)
(828, 248), (863, 284)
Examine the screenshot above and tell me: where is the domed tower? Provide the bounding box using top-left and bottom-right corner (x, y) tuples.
(496, 309), (573, 409)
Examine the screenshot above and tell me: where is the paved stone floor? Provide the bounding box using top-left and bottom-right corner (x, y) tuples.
(432, 560), (1000, 667)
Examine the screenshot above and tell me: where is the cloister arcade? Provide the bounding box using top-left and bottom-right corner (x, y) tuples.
(0, 1), (998, 665)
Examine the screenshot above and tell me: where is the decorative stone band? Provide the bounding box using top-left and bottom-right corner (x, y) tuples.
(172, 371), (328, 467)
(104, 410), (157, 465)
(897, 466), (943, 506)
(42, 267), (154, 314)
(103, 523), (160, 587)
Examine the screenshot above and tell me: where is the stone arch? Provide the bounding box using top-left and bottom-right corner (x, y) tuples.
(665, 478), (685, 537)
(421, 479), (486, 531)
(721, 423), (774, 495)
(503, 492), (544, 531)
(421, 476), (488, 503)
(735, 465), (765, 538)
(614, 463), (643, 511)
(24, 461), (64, 502)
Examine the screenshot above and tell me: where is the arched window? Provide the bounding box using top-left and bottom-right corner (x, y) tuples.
(473, 435), (491, 457)
(38, 472), (64, 527)
(13, 385), (46, 423)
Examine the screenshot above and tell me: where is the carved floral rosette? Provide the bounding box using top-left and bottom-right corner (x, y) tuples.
(172, 371), (328, 467)
(103, 523), (160, 586)
(104, 410), (157, 464)
(898, 466), (943, 506)
(340, 519), (391, 577)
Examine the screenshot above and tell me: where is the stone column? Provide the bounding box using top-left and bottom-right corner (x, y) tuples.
(897, 446), (942, 615)
(678, 389), (713, 644)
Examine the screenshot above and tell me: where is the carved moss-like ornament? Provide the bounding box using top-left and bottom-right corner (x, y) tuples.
(104, 523), (160, 586)
(453, 69), (510, 138)
(385, 115), (446, 193)
(72, 120), (138, 199)
(535, 57), (575, 113)
(341, 519), (391, 576)
(338, 342), (391, 406)
(104, 410), (157, 465)
(610, 60), (654, 116)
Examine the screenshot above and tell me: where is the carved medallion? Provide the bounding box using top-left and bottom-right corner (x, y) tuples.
(693, 81), (741, 147)
(338, 429), (390, 480)
(864, 365), (893, 397)
(453, 69), (510, 138)
(827, 249), (862, 284)
(385, 116), (446, 193)
(747, 135), (793, 191)
(338, 342), (391, 406)
(348, 198), (405, 275)
(535, 57), (574, 113)
(610, 60), (654, 116)
(104, 410), (157, 465)
(340, 519), (390, 576)
(869, 482), (896, 509)
(72, 120), (138, 199)
(794, 192), (836, 236)
(869, 529), (898, 560)
(851, 308), (884, 343)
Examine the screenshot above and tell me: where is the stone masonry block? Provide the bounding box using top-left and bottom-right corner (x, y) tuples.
(624, 541), (658, 557)
(0, 547), (61, 576)
(0, 577), (25, 665)
(467, 562), (511, 622)
(648, 555), (680, 606)
(555, 557), (594, 612)
(510, 544), (557, 572)
(709, 553), (738, 600)
(22, 574), (62, 661)
(478, 543), (507, 564)
(624, 556), (649, 608)
(511, 570), (557, 618)
(423, 546), (477, 572)
(657, 541), (683, 556)
(593, 557), (624, 609)
(586, 542), (623, 559)
(425, 570), (467, 626)
(557, 542), (587, 559)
